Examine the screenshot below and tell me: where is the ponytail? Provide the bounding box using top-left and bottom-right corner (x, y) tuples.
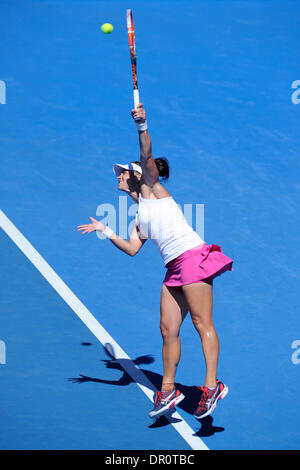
(154, 157), (170, 181)
(131, 157), (170, 181)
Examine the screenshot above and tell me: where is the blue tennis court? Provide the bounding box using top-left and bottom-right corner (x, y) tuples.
(1, 0), (300, 450)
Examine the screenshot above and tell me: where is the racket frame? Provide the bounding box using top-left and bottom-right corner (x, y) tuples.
(126, 9), (140, 109)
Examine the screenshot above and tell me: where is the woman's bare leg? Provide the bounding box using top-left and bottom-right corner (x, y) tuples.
(182, 281), (218, 388)
(160, 285), (188, 391)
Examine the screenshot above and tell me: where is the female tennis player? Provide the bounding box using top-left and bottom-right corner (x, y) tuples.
(77, 103), (233, 420)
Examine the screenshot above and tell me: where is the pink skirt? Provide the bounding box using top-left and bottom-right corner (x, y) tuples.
(163, 243), (233, 287)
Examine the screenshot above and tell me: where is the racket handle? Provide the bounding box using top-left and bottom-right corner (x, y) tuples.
(133, 89), (140, 109)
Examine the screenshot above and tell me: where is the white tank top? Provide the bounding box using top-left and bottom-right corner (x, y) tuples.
(136, 193), (205, 266)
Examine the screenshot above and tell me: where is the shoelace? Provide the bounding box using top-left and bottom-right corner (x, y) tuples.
(197, 386), (209, 409)
(154, 390), (174, 406)
(154, 391), (162, 406)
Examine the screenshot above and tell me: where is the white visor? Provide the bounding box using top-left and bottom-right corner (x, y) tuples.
(113, 162), (143, 177)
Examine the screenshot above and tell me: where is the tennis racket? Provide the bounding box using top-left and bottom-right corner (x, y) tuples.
(126, 9), (140, 109)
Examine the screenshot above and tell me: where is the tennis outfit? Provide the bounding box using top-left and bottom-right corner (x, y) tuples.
(136, 193), (233, 286)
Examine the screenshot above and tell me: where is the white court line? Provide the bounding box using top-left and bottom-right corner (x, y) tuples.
(0, 209), (208, 451)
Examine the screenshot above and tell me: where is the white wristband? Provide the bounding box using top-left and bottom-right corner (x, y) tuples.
(102, 226), (114, 239)
(135, 120), (148, 132)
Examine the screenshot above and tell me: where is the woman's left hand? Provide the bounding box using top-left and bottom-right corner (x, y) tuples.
(77, 217), (105, 234)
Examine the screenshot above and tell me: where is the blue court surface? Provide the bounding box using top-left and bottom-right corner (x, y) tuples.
(1, 0), (300, 450)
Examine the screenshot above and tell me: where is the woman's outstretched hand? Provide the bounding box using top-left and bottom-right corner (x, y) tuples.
(77, 217), (105, 234)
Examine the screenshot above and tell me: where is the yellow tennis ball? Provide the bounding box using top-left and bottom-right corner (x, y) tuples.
(101, 23), (114, 34)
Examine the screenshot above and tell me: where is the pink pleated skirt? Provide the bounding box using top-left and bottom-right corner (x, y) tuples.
(163, 243), (233, 287)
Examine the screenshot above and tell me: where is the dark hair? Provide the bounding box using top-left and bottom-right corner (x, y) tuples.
(132, 157), (170, 181)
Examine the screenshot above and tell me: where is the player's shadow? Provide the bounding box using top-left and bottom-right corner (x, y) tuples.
(68, 344), (225, 437)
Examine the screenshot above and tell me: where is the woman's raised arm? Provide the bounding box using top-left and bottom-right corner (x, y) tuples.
(131, 103), (159, 187)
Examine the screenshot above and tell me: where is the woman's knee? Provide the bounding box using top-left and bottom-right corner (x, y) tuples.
(160, 321), (180, 341)
(191, 315), (214, 335)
